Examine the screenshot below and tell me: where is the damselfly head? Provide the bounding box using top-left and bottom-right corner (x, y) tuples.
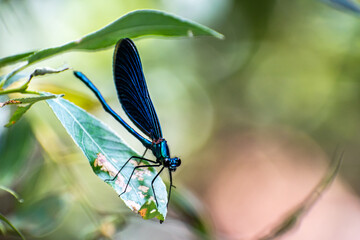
(165, 157), (181, 172)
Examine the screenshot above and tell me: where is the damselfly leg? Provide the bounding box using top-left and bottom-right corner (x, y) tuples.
(105, 149), (149, 182)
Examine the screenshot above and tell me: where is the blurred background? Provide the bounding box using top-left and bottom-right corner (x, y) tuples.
(1, 0), (360, 239)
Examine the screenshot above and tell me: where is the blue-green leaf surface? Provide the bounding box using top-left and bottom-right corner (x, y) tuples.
(46, 96), (167, 221)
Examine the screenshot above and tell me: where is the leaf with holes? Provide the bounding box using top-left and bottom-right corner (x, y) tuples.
(46, 96), (167, 221)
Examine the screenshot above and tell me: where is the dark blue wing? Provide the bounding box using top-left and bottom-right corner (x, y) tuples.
(113, 38), (162, 140)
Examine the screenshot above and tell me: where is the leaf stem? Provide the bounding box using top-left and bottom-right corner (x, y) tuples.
(0, 85), (40, 96)
(0, 86), (27, 95)
(0, 186), (23, 203)
(0, 213), (25, 240)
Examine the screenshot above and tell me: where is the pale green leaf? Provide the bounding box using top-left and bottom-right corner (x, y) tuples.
(0, 95), (59, 107)
(4, 104), (33, 127)
(3, 94), (61, 127)
(46, 96), (167, 221)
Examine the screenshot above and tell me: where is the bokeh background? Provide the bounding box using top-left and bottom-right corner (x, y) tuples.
(1, 0), (360, 239)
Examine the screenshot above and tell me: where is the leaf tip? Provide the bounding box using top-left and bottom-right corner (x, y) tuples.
(137, 199), (165, 221)
(4, 121), (15, 128)
(214, 31), (225, 40)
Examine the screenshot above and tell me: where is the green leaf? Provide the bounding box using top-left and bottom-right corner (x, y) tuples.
(1, 10), (223, 87)
(0, 213), (25, 240)
(322, 0), (360, 14)
(138, 200), (163, 220)
(0, 94), (60, 107)
(3, 94), (61, 127)
(4, 104), (33, 127)
(11, 194), (69, 237)
(46, 96), (167, 221)
(0, 9), (223, 69)
(0, 186), (23, 203)
(27, 10), (223, 64)
(0, 51), (35, 68)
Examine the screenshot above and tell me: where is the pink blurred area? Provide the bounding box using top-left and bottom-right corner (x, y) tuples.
(198, 128), (360, 240)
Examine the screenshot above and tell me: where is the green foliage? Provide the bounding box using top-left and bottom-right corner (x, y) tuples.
(0, 8), (223, 238)
(0, 95), (60, 106)
(1, 95), (60, 127)
(0, 9), (223, 88)
(4, 105), (32, 127)
(26, 10), (223, 63)
(2, 2), (350, 239)
(0, 51), (35, 68)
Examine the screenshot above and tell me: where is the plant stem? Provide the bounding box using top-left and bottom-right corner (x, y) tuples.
(0, 86), (27, 95)
(0, 82), (39, 96)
